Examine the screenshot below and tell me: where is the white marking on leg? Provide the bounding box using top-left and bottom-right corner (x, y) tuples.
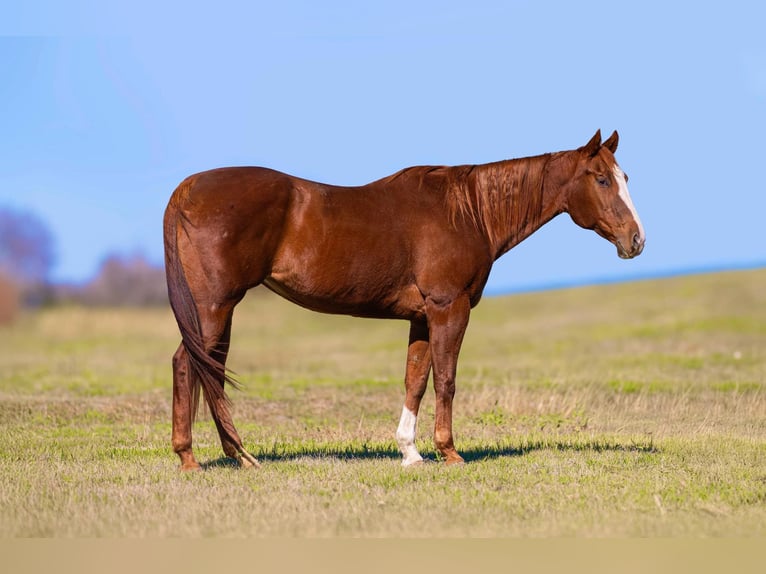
(395, 406), (423, 466)
(613, 164), (645, 242)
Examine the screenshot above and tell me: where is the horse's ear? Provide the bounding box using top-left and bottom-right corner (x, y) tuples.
(602, 130), (619, 153)
(581, 130), (602, 157)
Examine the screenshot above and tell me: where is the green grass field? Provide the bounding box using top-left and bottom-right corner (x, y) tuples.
(1, 269), (764, 537)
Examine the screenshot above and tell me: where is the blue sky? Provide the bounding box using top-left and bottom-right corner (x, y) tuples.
(1, 1), (764, 292)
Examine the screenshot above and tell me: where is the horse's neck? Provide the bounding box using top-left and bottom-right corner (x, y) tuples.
(465, 152), (572, 259)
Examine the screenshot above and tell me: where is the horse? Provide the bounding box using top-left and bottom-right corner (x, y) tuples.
(163, 129), (645, 470)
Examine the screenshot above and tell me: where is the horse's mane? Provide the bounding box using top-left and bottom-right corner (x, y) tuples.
(379, 152), (568, 249)
(445, 153), (554, 248)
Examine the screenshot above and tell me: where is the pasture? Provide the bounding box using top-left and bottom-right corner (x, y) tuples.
(0, 269), (764, 537)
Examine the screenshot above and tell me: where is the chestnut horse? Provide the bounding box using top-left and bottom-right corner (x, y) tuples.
(164, 130), (644, 470)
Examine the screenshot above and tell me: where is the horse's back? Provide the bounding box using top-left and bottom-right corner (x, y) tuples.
(169, 166), (296, 210)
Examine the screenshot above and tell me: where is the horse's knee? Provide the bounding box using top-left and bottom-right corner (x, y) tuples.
(172, 437), (191, 454)
(436, 378), (455, 394)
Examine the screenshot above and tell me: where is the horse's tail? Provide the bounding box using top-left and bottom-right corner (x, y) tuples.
(163, 188), (238, 419)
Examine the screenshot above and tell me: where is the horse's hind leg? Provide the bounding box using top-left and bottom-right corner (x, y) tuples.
(199, 302), (260, 468)
(172, 343), (201, 471)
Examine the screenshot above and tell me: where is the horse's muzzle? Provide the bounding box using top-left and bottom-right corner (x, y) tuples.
(617, 232), (645, 259)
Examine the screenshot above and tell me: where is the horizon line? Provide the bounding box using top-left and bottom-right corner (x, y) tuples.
(484, 260), (766, 297)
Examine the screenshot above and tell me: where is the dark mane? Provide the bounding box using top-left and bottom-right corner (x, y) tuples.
(446, 153), (554, 248)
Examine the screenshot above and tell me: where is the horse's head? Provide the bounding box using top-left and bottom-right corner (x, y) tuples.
(565, 130), (645, 259)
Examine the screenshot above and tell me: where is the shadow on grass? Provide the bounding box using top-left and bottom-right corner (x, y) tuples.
(460, 438), (657, 463)
(200, 436), (657, 469)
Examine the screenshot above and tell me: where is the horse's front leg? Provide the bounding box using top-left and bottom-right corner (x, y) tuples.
(395, 320), (431, 466)
(425, 295), (470, 465)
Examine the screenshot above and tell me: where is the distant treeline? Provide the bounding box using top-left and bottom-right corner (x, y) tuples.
(1, 253), (169, 324)
(55, 253), (168, 307)
(1, 205), (170, 324)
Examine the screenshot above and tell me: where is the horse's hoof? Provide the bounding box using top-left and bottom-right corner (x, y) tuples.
(180, 462), (202, 472)
(239, 451), (261, 469)
(240, 457), (260, 469)
(401, 458), (424, 468)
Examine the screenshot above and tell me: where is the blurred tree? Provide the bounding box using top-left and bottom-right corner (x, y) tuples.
(0, 206), (55, 310)
(80, 253), (167, 306)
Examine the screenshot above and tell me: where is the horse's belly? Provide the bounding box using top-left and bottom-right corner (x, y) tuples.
(262, 274), (426, 320)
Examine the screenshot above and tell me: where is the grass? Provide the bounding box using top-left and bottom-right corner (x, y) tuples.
(0, 269), (764, 537)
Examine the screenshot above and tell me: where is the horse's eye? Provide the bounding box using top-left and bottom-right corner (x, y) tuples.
(596, 175), (610, 187)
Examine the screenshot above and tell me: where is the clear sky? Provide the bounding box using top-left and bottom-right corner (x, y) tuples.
(1, 1), (764, 292)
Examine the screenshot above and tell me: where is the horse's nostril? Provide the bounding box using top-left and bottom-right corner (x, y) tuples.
(632, 233), (641, 249)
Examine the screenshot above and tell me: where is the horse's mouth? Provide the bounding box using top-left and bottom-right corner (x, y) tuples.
(616, 238), (645, 259)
